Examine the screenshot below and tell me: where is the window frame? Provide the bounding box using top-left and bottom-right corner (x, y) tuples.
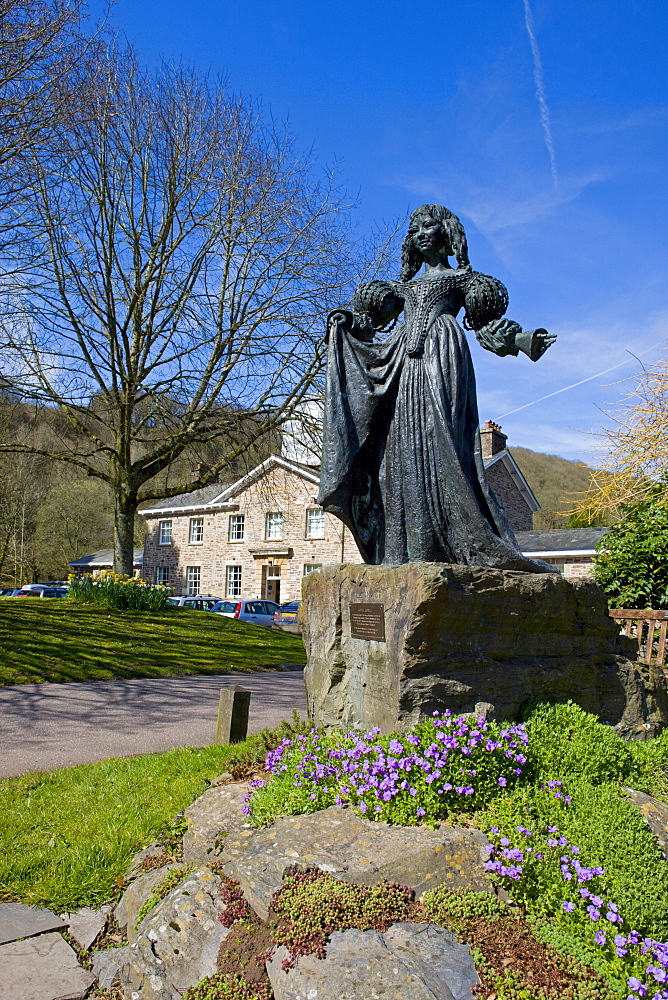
(225, 564), (242, 598)
(189, 517), (204, 544)
(228, 514), (245, 542)
(155, 566), (170, 586)
(265, 511), (284, 541)
(303, 563), (322, 576)
(158, 519), (173, 545)
(305, 508), (325, 539)
(185, 565), (201, 596)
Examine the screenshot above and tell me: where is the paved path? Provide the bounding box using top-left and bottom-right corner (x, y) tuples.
(0, 669), (307, 778)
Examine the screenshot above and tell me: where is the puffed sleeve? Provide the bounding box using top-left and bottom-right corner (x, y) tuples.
(463, 271), (520, 357)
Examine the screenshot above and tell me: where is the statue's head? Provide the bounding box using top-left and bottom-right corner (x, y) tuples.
(400, 204), (470, 281)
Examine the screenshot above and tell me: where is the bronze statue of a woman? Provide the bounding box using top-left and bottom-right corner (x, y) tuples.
(317, 203), (556, 569)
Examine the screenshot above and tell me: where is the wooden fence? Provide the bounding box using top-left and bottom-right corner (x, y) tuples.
(609, 609), (668, 669)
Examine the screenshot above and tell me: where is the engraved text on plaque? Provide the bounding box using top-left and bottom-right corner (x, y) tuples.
(349, 603), (385, 642)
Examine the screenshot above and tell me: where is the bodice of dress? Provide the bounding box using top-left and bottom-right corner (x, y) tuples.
(398, 273), (467, 357)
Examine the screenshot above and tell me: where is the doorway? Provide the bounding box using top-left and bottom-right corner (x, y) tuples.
(262, 563), (281, 604)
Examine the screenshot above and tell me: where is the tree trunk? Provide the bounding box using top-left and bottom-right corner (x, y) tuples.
(114, 493), (137, 577)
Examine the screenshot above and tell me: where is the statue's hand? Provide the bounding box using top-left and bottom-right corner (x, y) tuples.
(516, 327), (556, 362)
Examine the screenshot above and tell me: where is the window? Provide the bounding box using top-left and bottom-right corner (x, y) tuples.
(303, 563), (322, 576)
(159, 520), (173, 545)
(186, 565), (201, 595)
(229, 514), (245, 541)
(189, 517), (204, 544)
(155, 567), (170, 586)
(265, 512), (283, 540)
(226, 565), (242, 598)
(305, 508), (325, 539)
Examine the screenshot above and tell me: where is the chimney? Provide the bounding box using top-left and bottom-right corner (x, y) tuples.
(480, 420), (507, 459)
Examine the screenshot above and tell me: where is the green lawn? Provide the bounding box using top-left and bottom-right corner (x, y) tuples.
(0, 743), (248, 910)
(0, 599), (305, 685)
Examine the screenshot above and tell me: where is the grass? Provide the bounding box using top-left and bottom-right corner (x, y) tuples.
(0, 742), (248, 911)
(0, 599), (305, 684)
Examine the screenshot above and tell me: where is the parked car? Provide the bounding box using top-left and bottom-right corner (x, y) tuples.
(209, 598), (279, 627)
(273, 601), (301, 632)
(166, 595), (223, 611)
(5, 584), (68, 598)
(0, 588), (22, 596)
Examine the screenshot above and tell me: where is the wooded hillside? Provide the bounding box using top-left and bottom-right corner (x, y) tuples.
(510, 446), (615, 529)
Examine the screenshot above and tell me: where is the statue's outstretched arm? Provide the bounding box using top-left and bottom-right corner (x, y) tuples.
(464, 272), (556, 362)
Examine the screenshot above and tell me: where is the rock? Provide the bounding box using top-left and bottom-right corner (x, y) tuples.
(0, 930), (95, 1000)
(61, 905), (110, 951)
(125, 842), (167, 878)
(0, 901), (66, 945)
(115, 863), (185, 942)
(91, 945), (133, 989)
(267, 922), (479, 1000)
(301, 563), (668, 740)
(182, 781), (254, 865)
(110, 867), (229, 1000)
(625, 788), (668, 859)
(221, 804), (492, 920)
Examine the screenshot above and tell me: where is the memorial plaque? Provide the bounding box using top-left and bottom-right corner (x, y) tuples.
(349, 603), (385, 642)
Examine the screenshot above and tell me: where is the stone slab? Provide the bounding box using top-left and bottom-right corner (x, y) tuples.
(62, 905), (110, 951)
(0, 931), (95, 1000)
(626, 788), (668, 859)
(90, 945), (133, 990)
(182, 781), (254, 865)
(301, 563), (668, 739)
(221, 804), (492, 920)
(0, 901), (66, 944)
(267, 922), (479, 1000)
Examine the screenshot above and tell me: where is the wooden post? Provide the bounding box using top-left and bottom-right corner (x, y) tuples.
(215, 686), (251, 744)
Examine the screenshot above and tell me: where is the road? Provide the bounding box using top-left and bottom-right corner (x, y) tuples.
(0, 668), (307, 778)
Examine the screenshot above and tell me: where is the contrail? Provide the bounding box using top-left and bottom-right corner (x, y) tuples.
(498, 342), (665, 419)
(523, 0), (559, 190)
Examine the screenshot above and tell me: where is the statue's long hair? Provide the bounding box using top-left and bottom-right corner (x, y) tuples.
(399, 204), (471, 281)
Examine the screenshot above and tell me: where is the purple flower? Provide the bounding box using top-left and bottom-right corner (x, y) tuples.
(498, 777), (507, 787)
(594, 929), (606, 946)
(563, 901), (575, 913)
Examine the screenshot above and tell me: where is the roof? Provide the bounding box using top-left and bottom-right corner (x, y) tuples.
(140, 456), (320, 516)
(485, 450), (540, 512)
(68, 547), (144, 568)
(139, 482), (234, 514)
(515, 528), (610, 556)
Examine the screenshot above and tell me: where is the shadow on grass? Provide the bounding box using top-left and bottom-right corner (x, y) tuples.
(0, 600), (305, 685)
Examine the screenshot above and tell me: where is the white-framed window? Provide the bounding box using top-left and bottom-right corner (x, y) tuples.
(189, 517), (204, 544)
(229, 514), (245, 541)
(159, 519), (173, 545)
(265, 512), (283, 540)
(303, 563), (322, 576)
(305, 508), (325, 539)
(155, 566), (170, 586)
(186, 565), (201, 595)
(226, 564), (242, 598)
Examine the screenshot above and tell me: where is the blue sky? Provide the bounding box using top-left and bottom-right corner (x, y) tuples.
(90, 0), (667, 462)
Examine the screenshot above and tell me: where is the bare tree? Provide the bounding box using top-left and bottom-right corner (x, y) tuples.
(567, 347), (668, 520)
(0, 51), (368, 574)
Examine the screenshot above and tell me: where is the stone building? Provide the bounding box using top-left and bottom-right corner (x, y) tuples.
(141, 425), (539, 603)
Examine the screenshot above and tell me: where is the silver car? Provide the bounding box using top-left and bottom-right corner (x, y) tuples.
(209, 598), (279, 627)
(166, 595), (223, 611)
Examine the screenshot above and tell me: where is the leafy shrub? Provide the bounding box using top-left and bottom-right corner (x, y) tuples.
(68, 571), (171, 611)
(246, 712), (529, 828)
(218, 879), (253, 927)
(270, 866), (414, 966)
(182, 974), (272, 1000)
(422, 886), (508, 927)
(593, 482), (668, 608)
(524, 702), (636, 787)
(629, 729), (668, 797)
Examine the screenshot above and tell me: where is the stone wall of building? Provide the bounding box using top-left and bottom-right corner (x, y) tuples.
(143, 464), (363, 602)
(485, 462), (533, 532)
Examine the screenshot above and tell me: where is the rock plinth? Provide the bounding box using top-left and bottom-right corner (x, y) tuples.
(301, 563), (668, 739)
(625, 788), (668, 859)
(267, 922), (479, 1000)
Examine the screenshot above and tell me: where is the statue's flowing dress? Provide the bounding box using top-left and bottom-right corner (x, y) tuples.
(318, 269), (542, 570)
